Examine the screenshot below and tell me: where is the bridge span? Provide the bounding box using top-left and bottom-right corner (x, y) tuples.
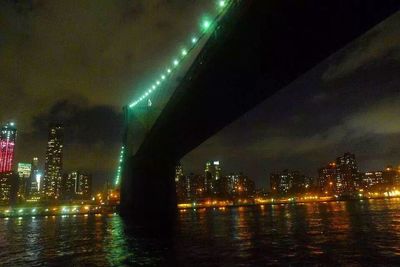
(120, 0), (400, 228)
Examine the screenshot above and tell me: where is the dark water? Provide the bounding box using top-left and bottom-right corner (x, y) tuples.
(1, 199), (400, 266)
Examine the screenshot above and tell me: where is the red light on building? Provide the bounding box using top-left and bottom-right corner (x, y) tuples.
(0, 122), (17, 173)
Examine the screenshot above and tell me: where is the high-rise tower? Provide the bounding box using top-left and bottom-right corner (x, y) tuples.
(204, 160), (221, 196)
(0, 122), (17, 173)
(29, 157), (42, 199)
(43, 124), (64, 200)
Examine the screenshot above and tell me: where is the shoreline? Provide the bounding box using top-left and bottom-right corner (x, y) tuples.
(177, 195), (400, 210)
(0, 196), (398, 218)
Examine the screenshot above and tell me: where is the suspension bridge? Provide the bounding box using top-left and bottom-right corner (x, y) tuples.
(113, 0), (399, 227)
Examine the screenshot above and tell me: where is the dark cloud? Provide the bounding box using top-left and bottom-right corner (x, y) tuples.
(32, 99), (123, 145)
(14, 99), (123, 187)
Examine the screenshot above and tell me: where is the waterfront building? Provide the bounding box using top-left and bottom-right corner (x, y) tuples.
(63, 171), (92, 200)
(303, 176), (315, 189)
(204, 160), (221, 196)
(17, 162), (31, 201)
(336, 152), (361, 192)
(187, 173), (205, 200)
(382, 165), (398, 185)
(270, 169), (306, 195)
(318, 163), (339, 194)
(363, 171), (384, 187)
(29, 157), (41, 198)
(43, 124), (64, 200)
(175, 164), (187, 201)
(0, 122), (17, 173)
(318, 153), (361, 194)
(227, 173), (255, 198)
(397, 166), (400, 184)
(0, 171), (18, 204)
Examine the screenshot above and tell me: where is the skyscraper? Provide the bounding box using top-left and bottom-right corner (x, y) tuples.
(76, 172), (92, 200)
(336, 152), (360, 191)
(0, 171), (18, 205)
(318, 163), (340, 194)
(185, 173), (205, 200)
(204, 161), (221, 196)
(17, 162), (32, 201)
(63, 171), (92, 200)
(227, 173), (255, 197)
(0, 122), (17, 173)
(270, 169), (306, 195)
(29, 157), (41, 198)
(175, 164), (187, 201)
(43, 124), (64, 200)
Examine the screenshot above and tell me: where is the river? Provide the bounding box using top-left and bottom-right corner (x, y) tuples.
(1, 199), (400, 266)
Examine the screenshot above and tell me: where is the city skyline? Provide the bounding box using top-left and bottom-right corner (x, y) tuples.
(1, 2), (400, 189)
(0, 121), (94, 204)
(1, 1), (400, 266)
(2, 117), (400, 191)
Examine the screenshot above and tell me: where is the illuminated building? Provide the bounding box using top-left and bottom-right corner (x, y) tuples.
(397, 166), (400, 184)
(175, 163), (187, 201)
(29, 157), (41, 198)
(336, 152), (360, 191)
(43, 124), (64, 200)
(383, 165), (398, 185)
(204, 160), (221, 196)
(363, 171), (384, 187)
(318, 163), (339, 194)
(76, 172), (92, 199)
(0, 122), (17, 173)
(63, 171), (92, 200)
(63, 172), (76, 199)
(270, 170), (307, 195)
(303, 176), (315, 189)
(0, 171), (18, 204)
(227, 173), (255, 197)
(318, 153), (361, 194)
(186, 173), (205, 200)
(17, 162), (31, 201)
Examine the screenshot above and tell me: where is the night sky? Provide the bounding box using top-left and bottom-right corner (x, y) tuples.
(1, 1), (399, 190)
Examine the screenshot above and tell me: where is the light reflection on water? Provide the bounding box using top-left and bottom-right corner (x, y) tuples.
(1, 199), (400, 266)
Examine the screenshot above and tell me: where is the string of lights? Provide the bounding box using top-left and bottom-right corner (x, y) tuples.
(115, 146), (125, 185)
(128, 0), (230, 109)
(115, 0), (232, 187)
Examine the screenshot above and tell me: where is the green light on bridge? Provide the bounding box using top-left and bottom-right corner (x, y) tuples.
(115, 146), (125, 186)
(127, 0), (231, 109)
(201, 18), (211, 32)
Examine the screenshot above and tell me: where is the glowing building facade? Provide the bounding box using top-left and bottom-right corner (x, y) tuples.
(0, 171), (18, 204)
(43, 124), (64, 200)
(63, 171), (92, 200)
(17, 162), (31, 200)
(29, 157), (41, 197)
(204, 161), (221, 196)
(0, 122), (17, 173)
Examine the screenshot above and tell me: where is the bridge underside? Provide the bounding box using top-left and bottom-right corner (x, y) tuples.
(120, 0), (399, 227)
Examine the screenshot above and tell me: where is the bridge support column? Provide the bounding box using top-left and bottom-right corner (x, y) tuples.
(120, 154), (177, 232)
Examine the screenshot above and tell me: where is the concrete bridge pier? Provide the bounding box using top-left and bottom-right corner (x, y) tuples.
(119, 154), (178, 231)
